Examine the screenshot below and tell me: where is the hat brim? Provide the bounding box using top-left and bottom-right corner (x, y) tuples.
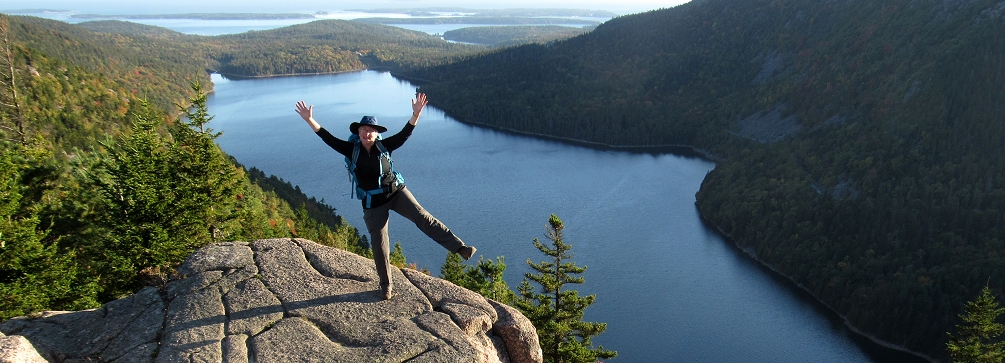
(350, 122), (387, 134)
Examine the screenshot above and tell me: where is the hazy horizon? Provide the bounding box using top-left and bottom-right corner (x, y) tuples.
(1, 0), (690, 17)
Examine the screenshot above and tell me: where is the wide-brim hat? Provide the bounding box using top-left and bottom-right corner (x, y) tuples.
(350, 116), (387, 134)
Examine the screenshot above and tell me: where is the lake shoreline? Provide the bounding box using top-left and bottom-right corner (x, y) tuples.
(208, 69), (936, 362)
(215, 69), (366, 80)
(426, 103), (724, 162)
(694, 212), (938, 363)
(392, 69), (937, 362)
(212, 68), (719, 163)
(443, 99), (939, 362)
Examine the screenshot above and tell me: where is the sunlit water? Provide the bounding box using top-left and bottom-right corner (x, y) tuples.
(205, 71), (927, 363)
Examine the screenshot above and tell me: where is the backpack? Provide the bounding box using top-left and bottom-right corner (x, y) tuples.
(345, 134), (405, 208)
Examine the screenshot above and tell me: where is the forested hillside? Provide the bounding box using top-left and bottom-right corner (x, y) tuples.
(0, 10), (498, 322)
(0, 14), (627, 359)
(408, 0), (1005, 359)
(6, 3), (1004, 358)
(69, 18), (483, 78)
(5, 16), (211, 112)
(443, 26), (592, 48)
(206, 20), (481, 77)
(0, 14), (366, 319)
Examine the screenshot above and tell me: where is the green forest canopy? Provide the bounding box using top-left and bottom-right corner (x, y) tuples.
(0, 16), (618, 352)
(406, 0), (1005, 360)
(5, 3), (1004, 359)
(443, 26), (592, 48)
(0, 14), (366, 318)
(60, 16), (484, 79)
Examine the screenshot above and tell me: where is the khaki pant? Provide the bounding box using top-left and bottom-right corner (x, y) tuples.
(363, 186), (465, 290)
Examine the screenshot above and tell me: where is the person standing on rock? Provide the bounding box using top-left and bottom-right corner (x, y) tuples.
(294, 93), (476, 300)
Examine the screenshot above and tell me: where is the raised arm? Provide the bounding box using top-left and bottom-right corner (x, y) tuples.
(295, 100), (322, 132)
(408, 93), (428, 126)
(296, 100), (353, 155)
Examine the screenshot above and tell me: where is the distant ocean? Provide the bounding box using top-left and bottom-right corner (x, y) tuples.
(8, 9), (609, 36)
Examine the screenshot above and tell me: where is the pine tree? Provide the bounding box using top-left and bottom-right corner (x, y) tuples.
(516, 214), (616, 363)
(288, 204), (367, 256)
(947, 286), (1005, 363)
(0, 146), (98, 319)
(441, 252), (516, 304)
(441, 250), (467, 284)
(92, 99), (195, 297)
(175, 81), (217, 135)
(170, 81), (240, 242)
(390, 242), (407, 268)
(90, 87), (246, 298)
(467, 256), (515, 304)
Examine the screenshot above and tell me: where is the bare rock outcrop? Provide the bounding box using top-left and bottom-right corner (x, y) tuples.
(0, 239), (542, 363)
(0, 332), (47, 363)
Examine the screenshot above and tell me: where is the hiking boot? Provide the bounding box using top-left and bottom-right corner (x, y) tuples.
(457, 246), (476, 261)
(382, 285), (393, 300)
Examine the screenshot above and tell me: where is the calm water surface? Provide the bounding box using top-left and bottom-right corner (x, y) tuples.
(206, 71), (926, 363)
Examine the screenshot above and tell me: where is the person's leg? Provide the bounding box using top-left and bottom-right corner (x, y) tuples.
(363, 205), (393, 299)
(390, 187), (469, 255)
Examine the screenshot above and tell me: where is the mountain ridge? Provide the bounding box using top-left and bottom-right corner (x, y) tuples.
(407, 0), (1005, 359)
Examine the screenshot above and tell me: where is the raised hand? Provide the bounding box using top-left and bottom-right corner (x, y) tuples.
(295, 100), (321, 132)
(410, 93), (428, 125)
(295, 100), (313, 122)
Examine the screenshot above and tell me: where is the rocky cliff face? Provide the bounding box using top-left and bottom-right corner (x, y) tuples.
(0, 239), (543, 363)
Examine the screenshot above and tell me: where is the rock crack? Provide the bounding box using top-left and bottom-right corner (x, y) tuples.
(0, 239), (541, 363)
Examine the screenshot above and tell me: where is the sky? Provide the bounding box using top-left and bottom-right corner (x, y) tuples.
(1, 0), (690, 17)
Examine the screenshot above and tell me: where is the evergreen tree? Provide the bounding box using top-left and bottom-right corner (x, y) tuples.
(516, 214), (616, 363)
(90, 88), (246, 298)
(0, 146), (97, 319)
(170, 81), (240, 242)
(441, 250), (467, 284)
(441, 252), (516, 304)
(947, 286), (1005, 363)
(289, 204), (367, 256)
(91, 99), (196, 297)
(467, 256), (515, 304)
(390, 242), (407, 268)
(176, 81), (217, 135)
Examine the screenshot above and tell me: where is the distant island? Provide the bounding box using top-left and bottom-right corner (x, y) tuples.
(346, 8), (611, 27)
(69, 13), (318, 20)
(345, 8), (618, 18)
(443, 25), (593, 47)
(353, 17), (602, 26)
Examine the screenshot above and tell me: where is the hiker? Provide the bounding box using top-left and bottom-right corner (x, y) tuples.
(294, 93), (476, 300)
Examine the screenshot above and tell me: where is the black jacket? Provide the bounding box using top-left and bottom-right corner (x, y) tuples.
(316, 123), (414, 209)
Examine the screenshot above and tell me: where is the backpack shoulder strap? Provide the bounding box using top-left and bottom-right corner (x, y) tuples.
(345, 138), (362, 200)
(350, 141), (361, 169)
(343, 136), (401, 207)
(346, 134), (362, 171)
(374, 139), (389, 155)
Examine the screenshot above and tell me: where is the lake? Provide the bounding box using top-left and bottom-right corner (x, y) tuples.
(205, 71), (927, 363)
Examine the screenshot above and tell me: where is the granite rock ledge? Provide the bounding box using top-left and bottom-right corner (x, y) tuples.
(0, 238), (543, 363)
